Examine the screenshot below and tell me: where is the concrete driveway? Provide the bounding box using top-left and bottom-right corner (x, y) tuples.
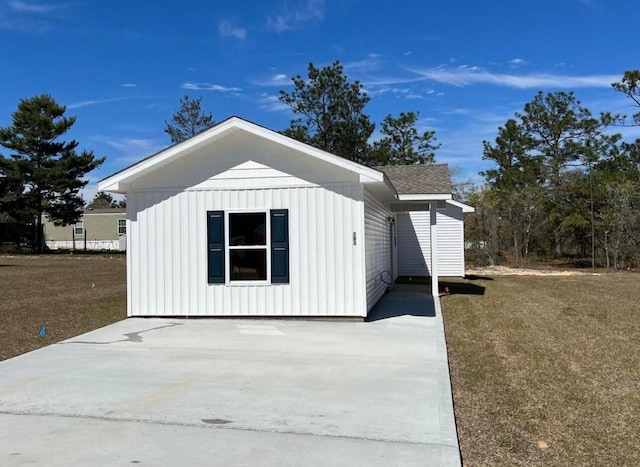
(0, 287), (460, 466)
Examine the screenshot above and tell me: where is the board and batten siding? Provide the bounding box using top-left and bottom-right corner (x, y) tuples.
(126, 181), (367, 317)
(364, 188), (393, 311)
(396, 207), (465, 277)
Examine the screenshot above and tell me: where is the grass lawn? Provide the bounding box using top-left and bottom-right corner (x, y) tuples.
(441, 273), (640, 466)
(0, 254), (126, 361)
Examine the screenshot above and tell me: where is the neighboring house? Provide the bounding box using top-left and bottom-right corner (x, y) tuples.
(98, 117), (473, 318)
(43, 208), (127, 251)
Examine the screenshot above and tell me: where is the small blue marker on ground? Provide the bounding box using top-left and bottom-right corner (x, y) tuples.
(39, 327), (46, 337)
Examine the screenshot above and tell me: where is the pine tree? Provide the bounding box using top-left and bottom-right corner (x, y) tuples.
(0, 94), (104, 252)
(279, 61), (374, 164)
(164, 95), (214, 144)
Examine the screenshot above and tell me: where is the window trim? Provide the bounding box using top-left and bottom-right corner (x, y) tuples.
(225, 210), (271, 285)
(74, 220), (84, 236)
(117, 218), (126, 235)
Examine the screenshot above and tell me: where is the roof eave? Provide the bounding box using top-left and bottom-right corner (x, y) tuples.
(98, 116), (386, 194)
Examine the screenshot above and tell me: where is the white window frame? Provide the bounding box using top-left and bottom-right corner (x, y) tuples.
(74, 220), (84, 236)
(225, 210), (270, 285)
(117, 218), (126, 235)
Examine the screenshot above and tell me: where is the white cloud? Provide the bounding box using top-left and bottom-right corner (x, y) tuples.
(407, 66), (621, 89)
(8, 1), (58, 13)
(509, 58), (528, 68)
(218, 20), (247, 40)
(1, 0), (68, 32)
(344, 56), (383, 74)
(120, 83), (138, 88)
(267, 15), (290, 33)
(181, 82), (242, 92)
(267, 0), (325, 33)
(67, 97), (131, 109)
(258, 92), (289, 112)
(91, 135), (165, 162)
(249, 73), (291, 87)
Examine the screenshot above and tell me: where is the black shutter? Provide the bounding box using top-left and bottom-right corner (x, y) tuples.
(270, 209), (289, 284)
(207, 211), (225, 284)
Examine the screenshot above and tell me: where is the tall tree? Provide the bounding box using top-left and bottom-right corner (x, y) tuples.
(482, 119), (544, 265)
(0, 94), (104, 252)
(372, 111), (440, 165)
(164, 95), (215, 144)
(611, 70), (640, 126)
(279, 61), (374, 163)
(519, 91), (603, 257)
(88, 191), (116, 209)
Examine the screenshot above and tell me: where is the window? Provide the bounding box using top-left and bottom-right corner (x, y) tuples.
(229, 212), (267, 281)
(74, 220), (84, 235)
(117, 218), (126, 235)
(207, 209), (289, 284)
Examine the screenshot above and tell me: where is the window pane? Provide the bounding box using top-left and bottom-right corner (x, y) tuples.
(230, 249), (267, 281)
(229, 213), (266, 246)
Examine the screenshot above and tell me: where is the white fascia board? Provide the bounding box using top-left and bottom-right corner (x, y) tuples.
(446, 199), (475, 213)
(397, 193), (452, 201)
(98, 119), (240, 192)
(98, 116), (385, 193)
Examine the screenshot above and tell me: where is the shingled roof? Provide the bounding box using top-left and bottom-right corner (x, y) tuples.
(375, 164), (452, 195)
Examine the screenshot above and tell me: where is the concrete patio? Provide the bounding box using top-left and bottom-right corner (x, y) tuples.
(0, 285), (459, 466)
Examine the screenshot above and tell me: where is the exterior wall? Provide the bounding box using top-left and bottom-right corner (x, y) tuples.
(127, 181), (367, 317)
(43, 212), (126, 250)
(364, 188), (393, 311)
(397, 207), (465, 277)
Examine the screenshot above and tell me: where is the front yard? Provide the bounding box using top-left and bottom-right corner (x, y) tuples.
(2, 255), (638, 465)
(441, 273), (640, 466)
(0, 254), (126, 361)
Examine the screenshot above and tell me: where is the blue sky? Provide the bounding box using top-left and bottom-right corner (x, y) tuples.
(1, 0), (639, 201)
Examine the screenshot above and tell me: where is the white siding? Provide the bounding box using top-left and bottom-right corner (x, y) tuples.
(397, 207), (465, 277)
(127, 182), (367, 317)
(364, 188), (393, 311)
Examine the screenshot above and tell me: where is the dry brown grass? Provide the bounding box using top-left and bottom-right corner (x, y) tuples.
(0, 254), (126, 361)
(441, 273), (640, 466)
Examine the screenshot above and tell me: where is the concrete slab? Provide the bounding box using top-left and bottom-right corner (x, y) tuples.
(0, 286), (460, 466)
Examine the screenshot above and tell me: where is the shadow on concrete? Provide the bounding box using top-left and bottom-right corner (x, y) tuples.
(366, 284), (436, 322)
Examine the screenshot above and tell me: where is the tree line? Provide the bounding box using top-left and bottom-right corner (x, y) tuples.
(164, 61), (440, 167)
(3, 62), (638, 268)
(464, 71), (640, 269)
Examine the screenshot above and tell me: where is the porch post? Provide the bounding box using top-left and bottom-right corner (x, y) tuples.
(430, 202), (439, 297)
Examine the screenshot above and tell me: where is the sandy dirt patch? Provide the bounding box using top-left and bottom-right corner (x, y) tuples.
(466, 265), (601, 276)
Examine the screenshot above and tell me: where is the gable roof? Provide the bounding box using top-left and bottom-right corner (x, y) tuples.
(98, 116), (393, 195)
(374, 164), (452, 195)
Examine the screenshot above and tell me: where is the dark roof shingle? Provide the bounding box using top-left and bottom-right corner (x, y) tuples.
(375, 164), (451, 194)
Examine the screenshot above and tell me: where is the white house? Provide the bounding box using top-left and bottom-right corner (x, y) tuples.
(98, 117), (473, 318)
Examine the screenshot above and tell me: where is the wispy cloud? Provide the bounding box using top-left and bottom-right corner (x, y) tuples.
(67, 97), (132, 109)
(181, 82), (242, 92)
(267, 0), (325, 33)
(509, 58), (528, 68)
(258, 92), (289, 112)
(1, 0), (68, 32)
(8, 1), (59, 13)
(344, 55), (383, 74)
(91, 135), (165, 162)
(120, 83), (138, 88)
(407, 66), (620, 89)
(249, 73), (292, 87)
(218, 20), (247, 40)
